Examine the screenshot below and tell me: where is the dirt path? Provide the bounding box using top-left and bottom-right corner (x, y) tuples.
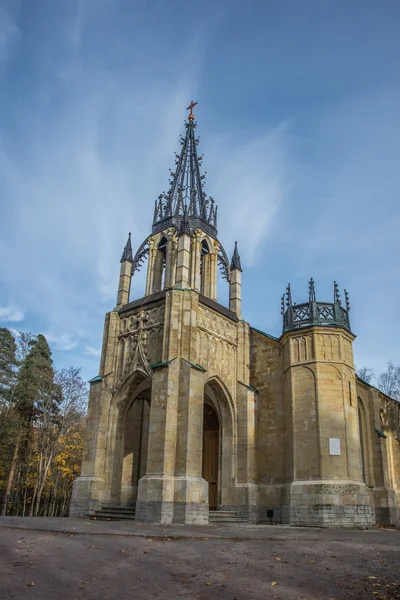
(0, 520), (399, 599)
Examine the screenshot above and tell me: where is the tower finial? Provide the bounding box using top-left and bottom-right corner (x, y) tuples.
(308, 277), (316, 303)
(186, 100), (198, 121)
(285, 283), (292, 309)
(230, 241), (242, 271)
(152, 105), (218, 237)
(344, 289), (350, 311)
(120, 232), (133, 263)
(281, 294), (285, 316)
(334, 281), (341, 305)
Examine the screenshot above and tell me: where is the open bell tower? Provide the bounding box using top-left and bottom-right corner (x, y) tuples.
(70, 103), (254, 524)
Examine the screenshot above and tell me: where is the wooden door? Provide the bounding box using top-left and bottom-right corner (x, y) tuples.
(202, 404), (219, 509)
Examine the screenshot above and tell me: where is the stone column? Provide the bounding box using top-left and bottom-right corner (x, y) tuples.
(164, 228), (178, 289)
(175, 233), (191, 289)
(190, 230), (202, 292)
(136, 289), (208, 524)
(136, 361), (179, 523)
(116, 260), (132, 307)
(370, 390), (398, 525)
(235, 320), (259, 522)
(145, 238), (157, 296)
(237, 321), (251, 384)
(99, 311), (120, 379)
(201, 253), (211, 297)
(229, 268), (242, 317)
(173, 360), (208, 523)
(70, 311), (119, 517)
(69, 381), (112, 516)
(236, 382), (259, 522)
(152, 251), (164, 293)
(209, 241), (219, 301)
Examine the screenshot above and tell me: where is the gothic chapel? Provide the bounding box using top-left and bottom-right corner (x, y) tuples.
(70, 105), (399, 527)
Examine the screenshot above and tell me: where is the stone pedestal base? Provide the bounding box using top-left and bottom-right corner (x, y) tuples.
(289, 480), (374, 528)
(136, 474), (175, 523)
(120, 484), (137, 505)
(258, 483), (291, 524)
(172, 476), (209, 524)
(69, 476), (106, 517)
(135, 475), (208, 524)
(374, 487), (399, 526)
(234, 483), (260, 523)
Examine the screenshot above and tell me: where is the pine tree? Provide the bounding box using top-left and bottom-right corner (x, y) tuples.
(0, 329), (19, 515)
(0, 331), (87, 517)
(15, 334), (54, 423)
(1, 334), (55, 516)
(0, 328), (18, 425)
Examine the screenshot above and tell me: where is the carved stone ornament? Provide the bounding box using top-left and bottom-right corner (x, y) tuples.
(197, 305), (237, 345)
(115, 310), (153, 390)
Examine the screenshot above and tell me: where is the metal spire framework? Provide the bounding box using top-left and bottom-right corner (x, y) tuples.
(128, 103), (232, 283)
(152, 102), (218, 238)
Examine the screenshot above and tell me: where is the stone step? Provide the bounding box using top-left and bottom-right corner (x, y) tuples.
(90, 504), (136, 521)
(209, 510), (237, 516)
(209, 518), (244, 523)
(209, 509), (247, 524)
(100, 505), (136, 513)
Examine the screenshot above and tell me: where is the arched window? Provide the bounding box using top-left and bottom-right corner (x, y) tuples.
(152, 236), (167, 293)
(358, 397), (369, 484)
(200, 239), (210, 296)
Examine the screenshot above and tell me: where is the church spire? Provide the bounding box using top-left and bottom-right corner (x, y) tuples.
(229, 241), (242, 317)
(117, 232), (133, 306)
(152, 102), (218, 238)
(120, 232), (133, 263)
(230, 241), (242, 271)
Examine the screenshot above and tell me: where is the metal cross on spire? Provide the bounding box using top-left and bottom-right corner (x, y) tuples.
(152, 100), (217, 237)
(186, 100), (198, 121)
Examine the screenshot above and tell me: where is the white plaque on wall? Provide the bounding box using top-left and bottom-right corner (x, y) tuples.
(329, 438), (341, 456)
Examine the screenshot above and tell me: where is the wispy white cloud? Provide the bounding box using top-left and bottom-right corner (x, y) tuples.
(0, 303), (24, 323)
(0, 12), (200, 377)
(264, 83), (400, 372)
(44, 332), (79, 352)
(0, 0), (399, 382)
(209, 122), (292, 264)
(84, 345), (101, 357)
(0, 6), (19, 64)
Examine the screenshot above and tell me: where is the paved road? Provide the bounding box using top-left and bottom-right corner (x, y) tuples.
(0, 518), (399, 600)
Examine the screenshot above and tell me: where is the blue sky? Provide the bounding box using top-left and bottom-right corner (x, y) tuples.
(0, 0), (399, 382)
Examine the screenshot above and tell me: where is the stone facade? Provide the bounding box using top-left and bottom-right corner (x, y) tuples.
(70, 113), (399, 527)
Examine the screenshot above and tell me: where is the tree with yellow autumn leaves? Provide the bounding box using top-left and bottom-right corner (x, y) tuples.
(0, 328), (87, 516)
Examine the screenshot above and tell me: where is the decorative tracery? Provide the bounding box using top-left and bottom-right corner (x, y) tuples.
(217, 245), (230, 282)
(132, 238), (149, 274)
(281, 279), (351, 333)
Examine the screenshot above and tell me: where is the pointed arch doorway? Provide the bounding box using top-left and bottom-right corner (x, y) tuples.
(110, 372), (152, 505)
(121, 393), (151, 504)
(202, 402), (220, 509)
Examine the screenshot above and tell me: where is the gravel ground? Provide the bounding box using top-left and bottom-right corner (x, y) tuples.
(0, 518), (399, 600)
